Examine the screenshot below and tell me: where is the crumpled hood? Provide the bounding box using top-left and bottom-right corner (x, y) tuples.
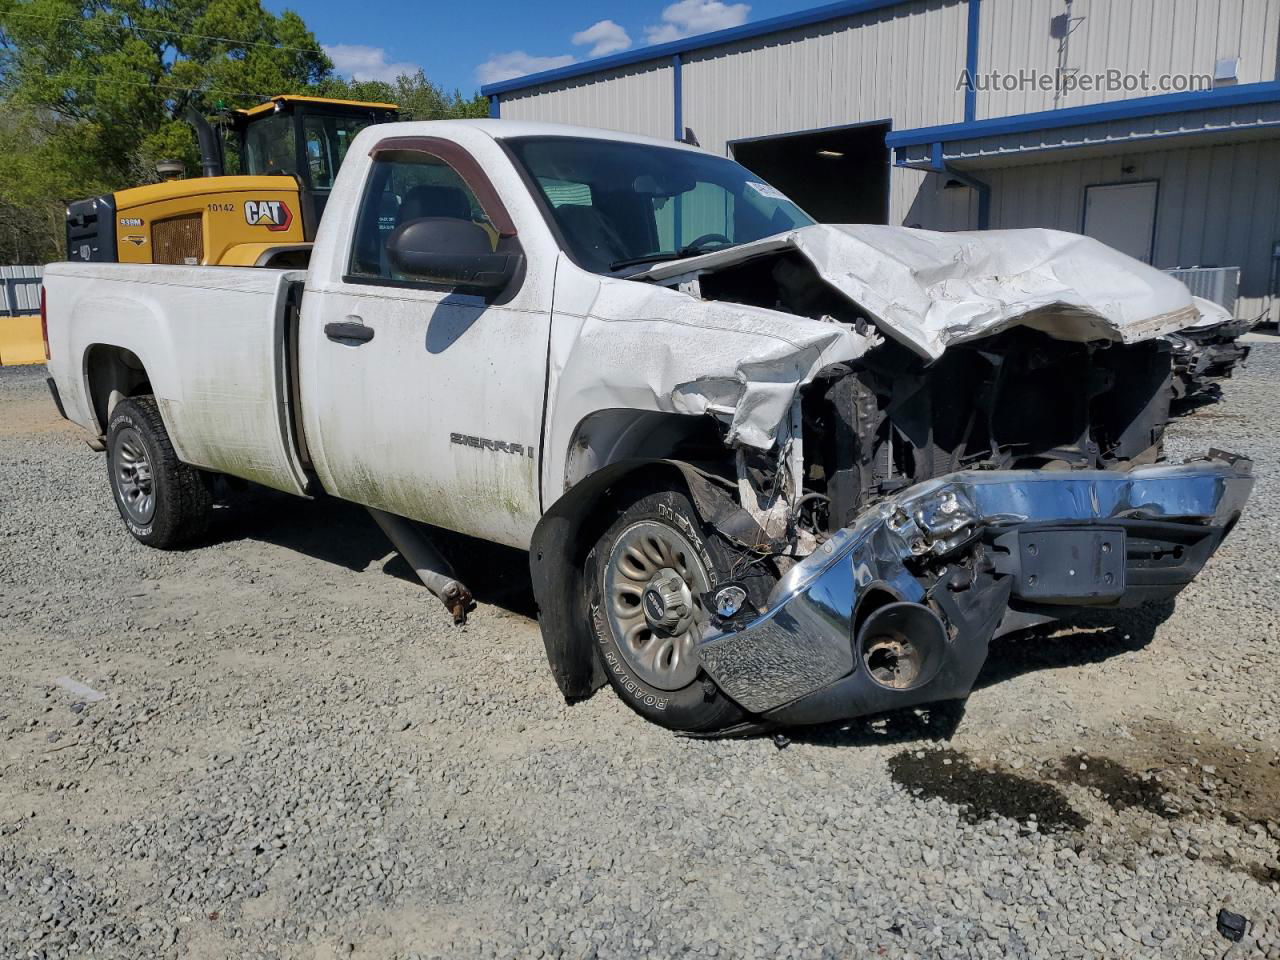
(638, 223), (1201, 361)
(1185, 295), (1234, 330)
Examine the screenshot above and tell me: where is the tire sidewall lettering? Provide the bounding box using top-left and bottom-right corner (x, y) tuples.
(655, 501), (718, 588)
(589, 599), (670, 712)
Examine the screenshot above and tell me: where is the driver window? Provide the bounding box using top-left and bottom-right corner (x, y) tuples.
(348, 154), (495, 281)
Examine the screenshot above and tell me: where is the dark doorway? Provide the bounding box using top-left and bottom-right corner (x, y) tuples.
(731, 122), (891, 224)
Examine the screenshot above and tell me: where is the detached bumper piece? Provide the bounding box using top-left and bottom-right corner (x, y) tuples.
(1167, 321), (1253, 401)
(696, 451), (1253, 726)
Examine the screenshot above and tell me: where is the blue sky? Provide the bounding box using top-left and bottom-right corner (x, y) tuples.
(265, 0), (816, 94)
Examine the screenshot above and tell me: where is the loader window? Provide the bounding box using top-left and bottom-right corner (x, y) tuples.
(244, 114), (297, 176)
(348, 153), (494, 281)
(303, 115), (373, 190)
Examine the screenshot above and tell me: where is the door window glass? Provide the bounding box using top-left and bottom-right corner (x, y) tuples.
(348, 154), (494, 281)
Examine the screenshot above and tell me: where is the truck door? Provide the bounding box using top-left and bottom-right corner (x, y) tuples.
(299, 137), (550, 549)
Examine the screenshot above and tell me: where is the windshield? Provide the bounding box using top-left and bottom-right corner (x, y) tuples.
(504, 136), (814, 274)
(243, 114), (296, 177)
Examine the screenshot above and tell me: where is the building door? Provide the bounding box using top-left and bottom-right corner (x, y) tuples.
(1083, 180), (1158, 263)
(731, 122), (891, 225)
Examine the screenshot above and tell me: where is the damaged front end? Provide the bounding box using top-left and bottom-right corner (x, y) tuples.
(697, 451), (1253, 725)
(538, 222), (1257, 728)
(629, 225), (1257, 725)
(1166, 313), (1254, 404)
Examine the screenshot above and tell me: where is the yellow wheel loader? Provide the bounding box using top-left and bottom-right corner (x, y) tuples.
(65, 95), (398, 269)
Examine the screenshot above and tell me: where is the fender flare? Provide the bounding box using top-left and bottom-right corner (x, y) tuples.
(528, 458), (768, 701)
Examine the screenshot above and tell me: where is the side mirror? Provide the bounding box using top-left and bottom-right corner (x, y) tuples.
(385, 217), (522, 295)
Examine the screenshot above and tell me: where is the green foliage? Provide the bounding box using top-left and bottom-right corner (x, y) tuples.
(0, 0), (486, 262)
(317, 70), (489, 122)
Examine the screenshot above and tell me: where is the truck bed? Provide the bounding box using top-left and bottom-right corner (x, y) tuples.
(43, 261), (310, 497)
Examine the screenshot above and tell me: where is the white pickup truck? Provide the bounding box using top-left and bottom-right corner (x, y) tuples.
(44, 120), (1253, 733)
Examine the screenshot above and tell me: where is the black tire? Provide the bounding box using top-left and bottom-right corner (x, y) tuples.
(106, 396), (212, 549)
(586, 483), (773, 732)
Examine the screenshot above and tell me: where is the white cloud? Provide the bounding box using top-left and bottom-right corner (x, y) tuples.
(644, 0), (750, 44)
(476, 51), (577, 85)
(323, 44), (421, 83)
(572, 19), (632, 57)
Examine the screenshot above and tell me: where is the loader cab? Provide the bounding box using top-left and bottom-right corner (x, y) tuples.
(66, 96), (397, 267)
(233, 96), (399, 234)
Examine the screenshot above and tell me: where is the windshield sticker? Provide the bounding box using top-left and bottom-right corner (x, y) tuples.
(745, 181), (789, 202)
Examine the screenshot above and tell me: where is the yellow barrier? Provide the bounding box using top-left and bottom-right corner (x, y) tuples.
(0, 314), (45, 366)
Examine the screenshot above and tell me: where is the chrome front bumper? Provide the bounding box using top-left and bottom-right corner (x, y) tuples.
(696, 451), (1254, 724)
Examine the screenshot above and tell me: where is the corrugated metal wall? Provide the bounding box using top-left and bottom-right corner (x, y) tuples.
(494, 0), (1280, 321)
(978, 0), (1280, 119)
(980, 138), (1280, 321)
(498, 62), (675, 140)
(497, 0), (968, 156)
(681, 0), (968, 155)
(0, 265), (43, 315)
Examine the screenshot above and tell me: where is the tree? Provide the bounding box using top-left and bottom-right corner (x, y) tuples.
(316, 70), (489, 123)
(0, 1), (489, 263)
(1, 0), (332, 186)
(0, 103), (92, 262)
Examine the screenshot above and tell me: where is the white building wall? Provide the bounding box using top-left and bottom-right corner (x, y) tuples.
(975, 138), (1280, 321)
(493, 0), (1280, 320)
(498, 62), (674, 141)
(681, 0), (969, 156)
(977, 0), (1280, 119)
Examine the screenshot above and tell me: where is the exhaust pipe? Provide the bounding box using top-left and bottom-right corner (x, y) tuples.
(855, 601), (948, 691)
(367, 507), (474, 624)
(184, 106), (224, 178)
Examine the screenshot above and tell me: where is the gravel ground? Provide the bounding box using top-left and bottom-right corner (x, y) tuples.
(2, 350), (1279, 960)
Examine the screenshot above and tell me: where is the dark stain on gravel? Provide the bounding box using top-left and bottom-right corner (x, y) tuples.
(1049, 755), (1178, 819)
(888, 748), (1088, 832)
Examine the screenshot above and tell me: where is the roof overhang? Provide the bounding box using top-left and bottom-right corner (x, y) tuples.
(889, 81), (1280, 170)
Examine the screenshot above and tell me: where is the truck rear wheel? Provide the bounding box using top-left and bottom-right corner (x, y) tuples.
(587, 484), (768, 732)
(106, 396), (211, 548)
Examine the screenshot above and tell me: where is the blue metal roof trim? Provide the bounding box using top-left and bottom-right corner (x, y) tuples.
(886, 80), (1280, 148)
(480, 0), (919, 96)
(962, 0), (980, 123)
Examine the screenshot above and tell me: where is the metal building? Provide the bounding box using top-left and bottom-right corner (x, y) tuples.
(482, 0), (1280, 322)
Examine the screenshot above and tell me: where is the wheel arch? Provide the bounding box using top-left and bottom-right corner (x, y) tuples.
(83, 343), (155, 435)
(559, 409), (722, 490)
(530, 457), (733, 701)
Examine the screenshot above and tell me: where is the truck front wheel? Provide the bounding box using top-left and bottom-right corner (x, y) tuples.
(587, 485), (766, 732)
(106, 396), (211, 548)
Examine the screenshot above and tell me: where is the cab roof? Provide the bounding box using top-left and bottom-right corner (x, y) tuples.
(235, 95), (399, 119)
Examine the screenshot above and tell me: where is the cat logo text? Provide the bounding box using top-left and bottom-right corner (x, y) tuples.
(244, 200), (293, 232)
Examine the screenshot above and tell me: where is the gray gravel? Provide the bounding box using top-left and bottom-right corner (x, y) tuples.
(2, 350), (1279, 959)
